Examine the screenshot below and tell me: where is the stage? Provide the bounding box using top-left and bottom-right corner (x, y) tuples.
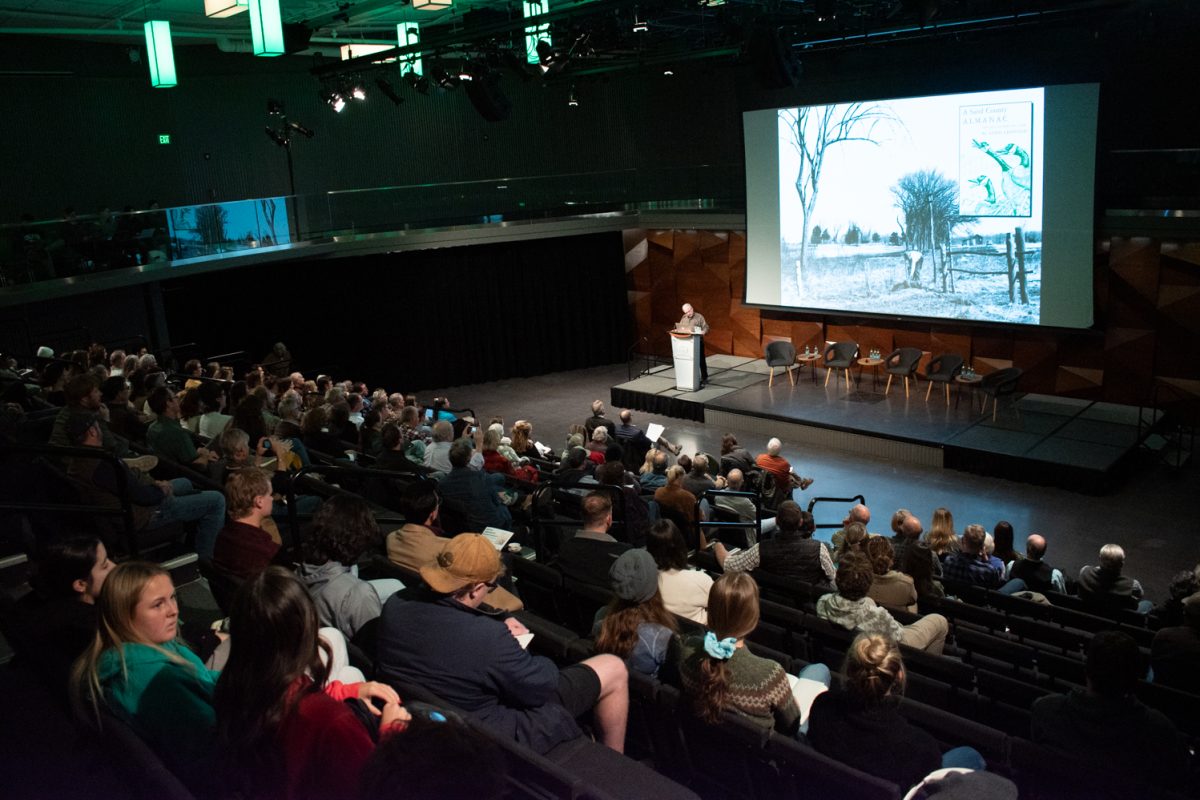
(612, 355), (1160, 493)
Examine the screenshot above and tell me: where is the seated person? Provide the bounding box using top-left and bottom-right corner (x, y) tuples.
(681, 454), (724, 499)
(555, 492), (631, 589)
(940, 524), (1007, 590)
(679, 572), (829, 735)
(593, 549), (679, 677)
(1007, 533), (1066, 594)
(436, 439), (512, 532)
(1150, 592), (1200, 692)
(639, 450), (670, 489)
(195, 382), (232, 440)
(297, 495), (404, 641)
(647, 519), (713, 624)
(808, 634), (985, 789)
(100, 375), (148, 442)
(385, 481), (521, 612)
(1078, 544), (1153, 614)
(816, 553), (949, 655)
(67, 413), (226, 559)
(654, 465), (700, 530)
(4, 535), (114, 691)
(716, 503), (834, 593)
(1032, 631), (1190, 790)
(376, 533), (629, 755)
(214, 567), (410, 800)
(212, 468), (282, 580)
(145, 386), (219, 471)
(865, 537), (917, 614)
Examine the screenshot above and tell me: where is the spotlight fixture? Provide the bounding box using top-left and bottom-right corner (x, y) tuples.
(267, 98), (285, 115)
(430, 64), (459, 90)
(264, 126), (288, 147)
(375, 77), (404, 106)
(815, 0), (836, 22)
(287, 120), (315, 138)
(350, 83), (367, 100)
(403, 69), (430, 95)
(662, 68), (674, 76)
(324, 90), (347, 112)
(567, 85), (579, 107)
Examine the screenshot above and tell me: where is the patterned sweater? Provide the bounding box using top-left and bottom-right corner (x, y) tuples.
(678, 636), (800, 734)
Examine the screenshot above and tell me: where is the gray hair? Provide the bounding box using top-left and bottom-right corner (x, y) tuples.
(1099, 544), (1126, 571)
(766, 437), (782, 456)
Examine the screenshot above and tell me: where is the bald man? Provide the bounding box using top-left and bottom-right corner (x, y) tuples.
(831, 504), (873, 551)
(714, 468), (775, 542)
(1008, 533), (1066, 593)
(676, 303), (709, 384)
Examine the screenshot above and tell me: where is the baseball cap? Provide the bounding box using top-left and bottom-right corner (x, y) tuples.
(421, 533), (502, 594)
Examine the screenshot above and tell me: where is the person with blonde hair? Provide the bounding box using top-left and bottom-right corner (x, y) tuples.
(865, 537), (917, 614)
(72, 561), (220, 790)
(808, 634), (984, 789)
(924, 507), (960, 558)
(679, 573), (829, 734)
(654, 464), (700, 530)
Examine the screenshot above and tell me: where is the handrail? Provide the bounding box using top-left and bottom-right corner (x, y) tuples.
(806, 494), (866, 530)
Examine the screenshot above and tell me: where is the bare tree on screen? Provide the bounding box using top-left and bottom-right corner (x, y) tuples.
(781, 103), (898, 290)
(891, 169), (974, 291)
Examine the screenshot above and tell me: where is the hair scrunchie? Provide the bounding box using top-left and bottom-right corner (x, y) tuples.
(703, 631), (737, 660)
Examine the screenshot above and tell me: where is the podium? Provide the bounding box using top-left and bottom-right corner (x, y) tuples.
(670, 331), (703, 391)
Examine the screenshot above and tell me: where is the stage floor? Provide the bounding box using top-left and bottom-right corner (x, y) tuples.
(613, 355), (1159, 492)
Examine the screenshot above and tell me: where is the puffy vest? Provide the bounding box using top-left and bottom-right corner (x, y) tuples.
(760, 532), (826, 585)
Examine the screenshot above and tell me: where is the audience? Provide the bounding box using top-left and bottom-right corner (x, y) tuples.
(214, 566), (409, 800)
(830, 503), (872, 552)
(212, 468), (281, 579)
(1006, 533), (1066, 594)
(647, 519), (713, 624)
(941, 523), (1009, 591)
(297, 495), (403, 641)
(754, 437), (813, 502)
(376, 533), (630, 755)
(832, 521), (869, 565)
(639, 449), (670, 489)
(718, 433), (754, 474)
(146, 386), (218, 471)
(555, 492), (631, 589)
(584, 399), (612, 438)
(992, 520), (1022, 566)
(924, 507), (960, 558)
(654, 465), (700, 533)
(816, 553), (949, 654)
(593, 549), (679, 677)
(100, 375), (148, 442)
(716, 502), (835, 593)
(678, 573), (829, 735)
(808, 634), (985, 790)
(681, 454), (723, 499)
(891, 513), (941, 582)
(1078, 544), (1152, 614)
(436, 439), (512, 532)
(902, 542), (945, 599)
(1032, 631), (1190, 789)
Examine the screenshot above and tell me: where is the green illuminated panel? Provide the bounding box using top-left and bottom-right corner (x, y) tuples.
(158, 134), (171, 144)
(397, 22), (422, 77)
(143, 20), (177, 88)
(523, 0), (549, 65)
(249, 0), (285, 56)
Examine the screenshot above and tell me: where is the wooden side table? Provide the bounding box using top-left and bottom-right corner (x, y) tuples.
(795, 353), (821, 385)
(955, 373), (983, 411)
(856, 357), (885, 391)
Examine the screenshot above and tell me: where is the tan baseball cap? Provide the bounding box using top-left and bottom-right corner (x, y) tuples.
(420, 533), (502, 594)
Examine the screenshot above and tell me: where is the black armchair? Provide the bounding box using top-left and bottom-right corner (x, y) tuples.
(924, 353), (964, 405)
(979, 367), (1023, 421)
(823, 341), (859, 390)
(884, 347), (924, 398)
(764, 340), (796, 388)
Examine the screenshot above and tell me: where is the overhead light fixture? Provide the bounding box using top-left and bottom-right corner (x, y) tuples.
(287, 120), (315, 138)
(143, 21), (177, 88)
(339, 43), (394, 61)
(663, 68), (674, 76)
(204, 0), (248, 18)
(350, 81), (367, 100)
(375, 77), (403, 105)
(567, 85), (578, 107)
(264, 126), (288, 147)
(412, 0), (453, 10)
(523, 0), (550, 65)
(323, 90), (347, 112)
(248, 0), (285, 56)
(267, 98), (284, 115)
(397, 22), (423, 78)
(403, 70), (430, 95)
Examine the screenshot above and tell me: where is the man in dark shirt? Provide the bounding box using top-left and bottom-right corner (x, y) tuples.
(376, 533), (628, 754)
(584, 399), (612, 438)
(1032, 631), (1190, 791)
(1078, 544), (1153, 614)
(940, 524), (1006, 589)
(1150, 592), (1200, 692)
(555, 493), (631, 589)
(1007, 533), (1066, 594)
(436, 439), (512, 532)
(681, 454), (724, 500)
(213, 468), (280, 579)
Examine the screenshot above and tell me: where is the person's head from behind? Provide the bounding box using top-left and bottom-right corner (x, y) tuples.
(993, 520), (1015, 554)
(1098, 543), (1126, 574)
(690, 454), (708, 476)
(564, 446), (587, 470)
(665, 464), (685, 487)
(399, 481), (440, 527)
(224, 468), (273, 522)
(219, 427), (252, 466)
(646, 519), (689, 572)
(774, 501), (803, 534)
(890, 508), (911, 535)
(65, 412), (102, 448)
(358, 716), (507, 800)
(1085, 631), (1142, 699)
(65, 374), (101, 410)
(866, 536), (895, 576)
(1025, 533), (1047, 560)
(37, 535), (114, 604)
(725, 469), (744, 490)
(847, 504), (870, 526)
(146, 385), (175, 417)
(420, 534), (502, 608)
(581, 492), (613, 531)
(838, 522), (867, 556)
(604, 442), (623, 465)
(901, 514), (923, 542)
(304, 494), (377, 566)
(597, 549), (678, 661)
(448, 439), (474, 469)
(652, 451), (668, 474)
(836, 552), (874, 601)
(694, 573), (760, 722)
(591, 399), (605, 417)
(431, 420), (454, 443)
(930, 507), (955, 536)
(482, 427), (502, 451)
(960, 524), (986, 557)
(720, 433), (739, 455)
(100, 375), (128, 406)
(766, 437), (782, 456)
(619, 409), (632, 425)
(843, 633), (905, 706)
(591, 426), (608, 444)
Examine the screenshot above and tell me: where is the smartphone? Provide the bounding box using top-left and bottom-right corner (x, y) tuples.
(424, 408), (434, 421)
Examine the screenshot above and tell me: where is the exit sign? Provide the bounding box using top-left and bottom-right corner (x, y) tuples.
(158, 134), (171, 144)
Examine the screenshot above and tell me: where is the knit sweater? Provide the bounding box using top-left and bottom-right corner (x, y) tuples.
(678, 636), (800, 735)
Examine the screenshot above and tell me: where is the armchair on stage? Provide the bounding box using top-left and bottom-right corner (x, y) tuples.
(669, 330), (703, 392)
(823, 341), (858, 390)
(764, 340), (796, 388)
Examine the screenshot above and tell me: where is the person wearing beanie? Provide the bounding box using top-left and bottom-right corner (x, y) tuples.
(593, 549), (679, 677)
(376, 533), (630, 755)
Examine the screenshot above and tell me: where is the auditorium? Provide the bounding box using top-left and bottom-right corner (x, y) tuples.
(1, 0), (1198, 797)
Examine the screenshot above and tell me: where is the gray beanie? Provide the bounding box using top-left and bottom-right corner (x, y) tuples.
(610, 549), (658, 603)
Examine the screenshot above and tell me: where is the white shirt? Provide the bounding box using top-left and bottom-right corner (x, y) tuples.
(659, 568), (714, 624)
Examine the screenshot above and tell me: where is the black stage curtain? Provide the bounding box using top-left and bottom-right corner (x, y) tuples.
(162, 232), (629, 391)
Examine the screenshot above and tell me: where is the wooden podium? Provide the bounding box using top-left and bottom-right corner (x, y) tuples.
(670, 330), (703, 391)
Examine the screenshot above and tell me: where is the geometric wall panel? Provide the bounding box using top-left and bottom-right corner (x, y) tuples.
(1055, 365), (1104, 395)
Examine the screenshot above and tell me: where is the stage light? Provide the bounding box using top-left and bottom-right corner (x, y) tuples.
(375, 77), (404, 106)
(287, 121), (315, 138)
(339, 43), (394, 61)
(632, 12), (648, 33)
(143, 20), (177, 88)
(264, 126), (288, 147)
(412, 0), (453, 10)
(403, 69), (431, 95)
(815, 0), (836, 22)
(350, 82), (367, 100)
(567, 85), (578, 107)
(205, 0), (248, 18)
(249, 0), (285, 56)
(267, 98), (284, 115)
(663, 68), (674, 76)
(324, 90), (346, 112)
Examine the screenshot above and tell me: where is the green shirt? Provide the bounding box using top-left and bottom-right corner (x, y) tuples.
(147, 416), (198, 464)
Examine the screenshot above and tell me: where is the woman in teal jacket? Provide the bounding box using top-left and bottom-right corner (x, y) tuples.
(73, 561), (218, 789)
